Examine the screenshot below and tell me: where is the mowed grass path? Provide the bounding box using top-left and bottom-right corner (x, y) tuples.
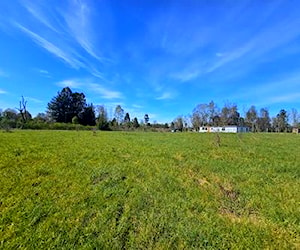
(0, 131), (299, 249)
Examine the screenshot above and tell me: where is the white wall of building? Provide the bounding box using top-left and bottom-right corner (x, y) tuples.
(199, 126), (249, 133)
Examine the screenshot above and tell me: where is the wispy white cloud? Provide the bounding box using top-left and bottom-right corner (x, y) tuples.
(56, 79), (122, 100)
(169, 58), (208, 83)
(171, 70), (201, 82)
(62, 0), (104, 62)
(37, 69), (51, 78)
(0, 88), (7, 94)
(25, 96), (43, 103)
(89, 83), (122, 99)
(39, 69), (48, 74)
(227, 71), (300, 106)
(216, 53), (224, 57)
(207, 45), (253, 73)
(13, 1), (112, 79)
(207, 14), (300, 73)
(21, 0), (59, 33)
(132, 104), (143, 109)
(0, 69), (8, 77)
(245, 72), (300, 97)
(267, 92), (300, 104)
(57, 79), (82, 89)
(156, 91), (174, 100)
(15, 23), (84, 69)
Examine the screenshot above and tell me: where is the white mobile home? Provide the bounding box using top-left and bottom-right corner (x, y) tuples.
(199, 126), (249, 133)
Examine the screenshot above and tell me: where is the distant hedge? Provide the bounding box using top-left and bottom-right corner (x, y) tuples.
(21, 121), (95, 130)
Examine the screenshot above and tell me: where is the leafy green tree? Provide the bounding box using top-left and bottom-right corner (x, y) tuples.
(174, 116), (184, 131)
(132, 117), (139, 128)
(245, 105), (258, 132)
(48, 87), (73, 123)
(274, 109), (289, 132)
(192, 101), (221, 128)
(97, 105), (109, 130)
(3, 109), (18, 120)
(34, 113), (48, 122)
(47, 87), (87, 123)
(109, 118), (118, 130)
(192, 103), (209, 127)
(257, 108), (271, 132)
(191, 112), (201, 130)
(212, 115), (221, 126)
(78, 104), (96, 126)
(220, 103), (240, 126)
(0, 109), (18, 129)
(144, 114), (150, 125)
(72, 92), (87, 118)
(17, 111), (32, 128)
(170, 122), (175, 130)
(124, 112), (130, 123)
(208, 101), (219, 125)
(114, 105), (124, 125)
(72, 116), (79, 124)
(291, 108), (299, 127)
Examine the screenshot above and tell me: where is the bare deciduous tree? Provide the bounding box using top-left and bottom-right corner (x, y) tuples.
(291, 108), (299, 127)
(17, 96), (27, 123)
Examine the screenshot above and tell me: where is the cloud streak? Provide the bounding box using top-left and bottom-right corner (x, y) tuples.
(36, 69), (51, 78)
(56, 79), (122, 100)
(57, 79), (83, 89)
(62, 0), (105, 62)
(156, 92), (174, 100)
(13, 0), (112, 79)
(15, 23), (84, 69)
(171, 70), (201, 82)
(267, 92), (300, 104)
(227, 71), (300, 107)
(25, 97), (43, 103)
(0, 69), (8, 77)
(207, 12), (300, 74)
(21, 0), (59, 33)
(89, 83), (122, 99)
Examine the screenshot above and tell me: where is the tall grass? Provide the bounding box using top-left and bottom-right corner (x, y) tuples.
(0, 131), (299, 249)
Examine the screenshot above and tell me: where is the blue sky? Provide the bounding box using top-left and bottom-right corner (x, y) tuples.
(0, 0), (300, 123)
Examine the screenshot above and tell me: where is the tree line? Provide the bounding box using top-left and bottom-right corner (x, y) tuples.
(0, 87), (163, 131)
(172, 101), (298, 132)
(0, 87), (299, 132)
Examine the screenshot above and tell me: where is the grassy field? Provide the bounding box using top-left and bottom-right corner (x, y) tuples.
(0, 130), (299, 249)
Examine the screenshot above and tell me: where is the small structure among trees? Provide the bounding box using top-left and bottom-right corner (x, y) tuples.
(199, 126), (249, 133)
(292, 127), (300, 134)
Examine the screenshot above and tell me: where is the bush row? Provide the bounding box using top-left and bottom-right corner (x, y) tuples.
(20, 121), (95, 130)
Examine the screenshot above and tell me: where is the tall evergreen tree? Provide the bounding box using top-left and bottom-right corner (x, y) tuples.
(144, 114), (150, 125)
(97, 105), (109, 130)
(47, 87), (87, 123)
(257, 108), (271, 132)
(124, 112), (131, 123)
(78, 104), (96, 126)
(114, 105), (124, 125)
(132, 117), (139, 128)
(274, 109), (289, 132)
(245, 105), (258, 132)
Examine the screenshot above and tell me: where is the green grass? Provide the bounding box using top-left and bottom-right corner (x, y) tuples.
(0, 130), (299, 249)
